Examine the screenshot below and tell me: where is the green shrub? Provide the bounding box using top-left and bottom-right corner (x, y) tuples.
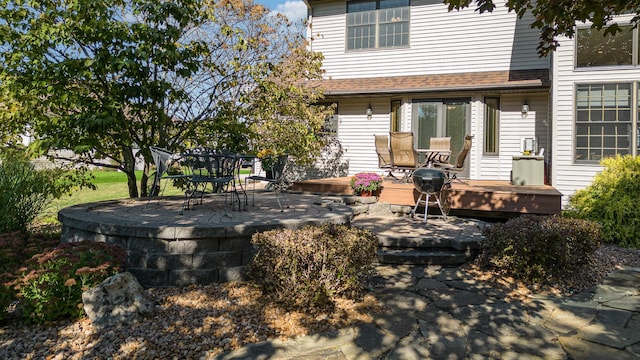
(249, 224), (378, 310)
(565, 155), (640, 248)
(0, 231), (60, 321)
(0, 152), (90, 233)
(0, 277), (16, 322)
(479, 215), (601, 284)
(12, 240), (127, 324)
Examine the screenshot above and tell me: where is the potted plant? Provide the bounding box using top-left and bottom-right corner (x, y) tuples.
(257, 149), (280, 179)
(350, 172), (383, 196)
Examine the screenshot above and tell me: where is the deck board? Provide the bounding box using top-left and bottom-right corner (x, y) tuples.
(290, 177), (562, 215)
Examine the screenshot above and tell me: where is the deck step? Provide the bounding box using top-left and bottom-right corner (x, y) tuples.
(377, 248), (475, 266)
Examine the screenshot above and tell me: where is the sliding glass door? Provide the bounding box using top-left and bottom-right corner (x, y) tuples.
(412, 99), (470, 175)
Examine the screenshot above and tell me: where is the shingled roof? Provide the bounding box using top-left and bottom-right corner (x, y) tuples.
(314, 69), (550, 96)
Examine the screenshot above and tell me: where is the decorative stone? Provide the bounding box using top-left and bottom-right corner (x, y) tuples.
(368, 202), (393, 216)
(82, 272), (154, 329)
(355, 195), (377, 204)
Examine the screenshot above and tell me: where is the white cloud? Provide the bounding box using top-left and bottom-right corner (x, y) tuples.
(274, 1), (307, 22)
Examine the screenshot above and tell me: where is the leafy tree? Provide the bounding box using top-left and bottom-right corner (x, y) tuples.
(443, 0), (640, 56)
(1, 0), (332, 197)
(182, 0), (333, 164)
(0, 0), (208, 197)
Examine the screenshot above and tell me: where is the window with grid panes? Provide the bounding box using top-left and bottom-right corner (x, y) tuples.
(575, 83), (633, 162)
(346, 0), (409, 50)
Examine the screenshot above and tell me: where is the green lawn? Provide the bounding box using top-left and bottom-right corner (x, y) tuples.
(40, 171), (180, 223)
(40, 169), (250, 224)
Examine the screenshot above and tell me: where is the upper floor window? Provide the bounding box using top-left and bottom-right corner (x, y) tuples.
(346, 0), (409, 51)
(576, 25), (636, 67)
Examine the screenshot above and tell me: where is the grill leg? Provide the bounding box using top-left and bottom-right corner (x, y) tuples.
(434, 192), (447, 221)
(412, 192), (424, 219)
(412, 190), (448, 222)
(423, 193), (430, 221)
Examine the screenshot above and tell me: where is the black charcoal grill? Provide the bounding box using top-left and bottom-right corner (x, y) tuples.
(412, 168), (446, 194)
(411, 168), (447, 222)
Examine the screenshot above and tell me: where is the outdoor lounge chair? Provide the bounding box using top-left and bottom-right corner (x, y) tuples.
(389, 131), (419, 182)
(432, 134), (473, 184)
(374, 134), (395, 179)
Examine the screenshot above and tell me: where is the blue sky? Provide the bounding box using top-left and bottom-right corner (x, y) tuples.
(256, 0), (307, 22)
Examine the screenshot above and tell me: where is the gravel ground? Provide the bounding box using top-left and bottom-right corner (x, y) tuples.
(0, 283), (381, 359)
(1, 245), (639, 359)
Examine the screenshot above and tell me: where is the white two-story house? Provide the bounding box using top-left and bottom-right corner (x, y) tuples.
(305, 0), (640, 206)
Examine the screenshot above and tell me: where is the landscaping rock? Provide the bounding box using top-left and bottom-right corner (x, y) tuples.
(82, 271), (154, 329)
(368, 202), (393, 216)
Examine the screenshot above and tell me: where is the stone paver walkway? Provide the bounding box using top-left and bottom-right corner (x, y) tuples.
(215, 214), (640, 360)
(216, 265), (640, 359)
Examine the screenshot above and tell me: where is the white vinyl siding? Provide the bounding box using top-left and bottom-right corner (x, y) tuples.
(336, 98), (392, 175)
(333, 93), (548, 181)
(308, 0), (550, 185)
(552, 16), (640, 206)
(476, 94), (548, 181)
(310, 0), (548, 79)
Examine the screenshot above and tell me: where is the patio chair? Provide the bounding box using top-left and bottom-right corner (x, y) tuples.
(419, 137), (452, 167)
(181, 151), (238, 213)
(432, 134), (473, 184)
(149, 146), (188, 197)
(389, 131), (419, 182)
(428, 137), (451, 164)
(374, 134), (395, 179)
(245, 154), (289, 211)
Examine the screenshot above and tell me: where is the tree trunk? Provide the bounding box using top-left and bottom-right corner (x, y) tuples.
(140, 163), (151, 198)
(122, 146), (139, 198)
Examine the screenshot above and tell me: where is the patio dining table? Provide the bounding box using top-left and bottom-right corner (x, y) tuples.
(417, 149), (451, 168)
(181, 150), (245, 212)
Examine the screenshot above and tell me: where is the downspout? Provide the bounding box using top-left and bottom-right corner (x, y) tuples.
(548, 52), (555, 186)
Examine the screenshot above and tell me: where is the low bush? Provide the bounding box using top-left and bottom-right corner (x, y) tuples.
(478, 215), (601, 284)
(11, 240), (127, 324)
(0, 152), (91, 233)
(0, 277), (15, 322)
(249, 224), (378, 310)
(0, 231), (60, 321)
(565, 155), (640, 248)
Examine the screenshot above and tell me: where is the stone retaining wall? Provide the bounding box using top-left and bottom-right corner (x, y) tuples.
(58, 197), (354, 288)
(61, 226), (254, 287)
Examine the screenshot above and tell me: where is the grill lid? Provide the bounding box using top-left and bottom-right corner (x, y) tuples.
(413, 168), (446, 193)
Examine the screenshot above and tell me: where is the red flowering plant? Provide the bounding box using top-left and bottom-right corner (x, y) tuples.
(350, 172), (383, 195)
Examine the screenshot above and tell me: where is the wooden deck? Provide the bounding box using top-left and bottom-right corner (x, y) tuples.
(290, 177), (562, 217)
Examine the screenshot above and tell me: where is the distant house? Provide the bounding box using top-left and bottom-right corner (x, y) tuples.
(304, 0), (639, 206)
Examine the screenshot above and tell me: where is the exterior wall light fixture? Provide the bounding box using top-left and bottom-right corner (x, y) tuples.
(521, 102), (529, 117)
(366, 104), (373, 120)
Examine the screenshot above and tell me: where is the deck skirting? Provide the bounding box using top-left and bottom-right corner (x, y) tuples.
(291, 178), (562, 216)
